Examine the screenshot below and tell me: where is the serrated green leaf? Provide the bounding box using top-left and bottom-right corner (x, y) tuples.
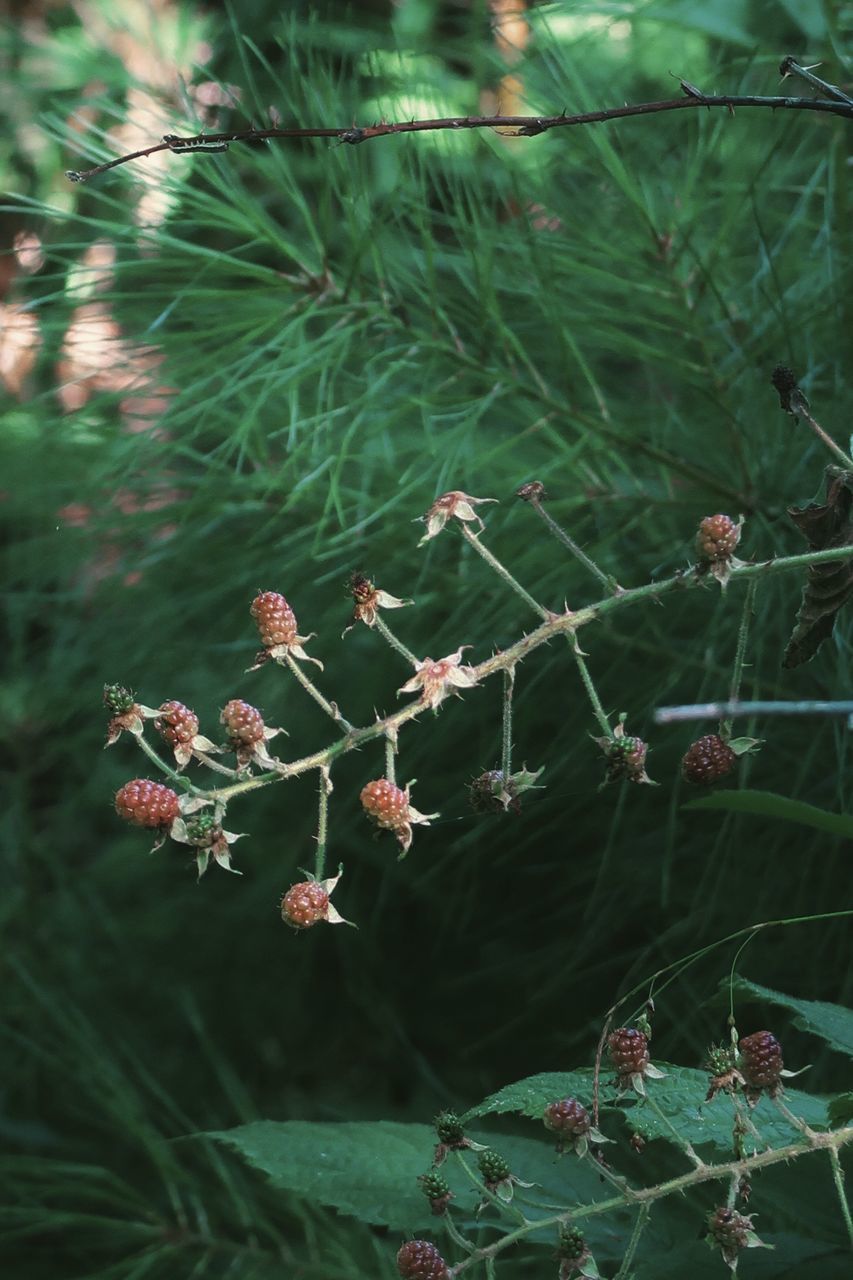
(205, 1120), (606, 1233)
(732, 978), (853, 1059)
(207, 1120), (437, 1228)
(682, 789), (853, 839)
(466, 1066), (829, 1154)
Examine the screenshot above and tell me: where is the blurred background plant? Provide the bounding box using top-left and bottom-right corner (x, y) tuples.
(1, 0), (852, 1275)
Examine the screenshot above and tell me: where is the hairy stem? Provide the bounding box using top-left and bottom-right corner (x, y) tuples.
(613, 1203), (652, 1280)
(828, 1145), (853, 1251)
(722, 579), (757, 737)
(374, 613), (419, 667)
(314, 766), (331, 880)
(385, 728), (398, 785)
(283, 653), (353, 733)
(460, 524), (551, 620)
(501, 667), (515, 778)
(526, 495), (619, 593)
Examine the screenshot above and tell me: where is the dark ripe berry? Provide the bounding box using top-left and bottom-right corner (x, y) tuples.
(221, 699), (265, 746)
(155, 700), (199, 746)
(557, 1224), (588, 1265)
(477, 1149), (510, 1186)
(771, 364), (799, 407)
(281, 881), (329, 929)
(608, 1027), (650, 1083)
(251, 591), (297, 648)
(697, 514), (739, 561)
(708, 1205), (752, 1251)
(360, 778), (409, 829)
(103, 683), (137, 714)
(396, 1239), (449, 1280)
(739, 1031), (784, 1092)
(681, 735), (737, 785)
(543, 1098), (591, 1138)
(115, 779), (180, 828)
(434, 1111), (465, 1146)
(630, 1132), (646, 1154)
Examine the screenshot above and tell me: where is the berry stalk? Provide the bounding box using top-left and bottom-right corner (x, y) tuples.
(501, 667), (515, 779)
(521, 486), (620, 593)
(283, 652), (353, 733)
(722, 579), (757, 737)
(459, 524), (551, 621)
(314, 766), (332, 880)
(612, 1203), (651, 1280)
(374, 613), (419, 667)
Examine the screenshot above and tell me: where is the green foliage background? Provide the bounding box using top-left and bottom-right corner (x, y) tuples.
(2, 0), (851, 1275)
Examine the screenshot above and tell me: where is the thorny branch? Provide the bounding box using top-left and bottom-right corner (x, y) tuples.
(137, 541), (853, 809)
(66, 59), (853, 183)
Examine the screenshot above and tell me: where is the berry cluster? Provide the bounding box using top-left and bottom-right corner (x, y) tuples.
(681, 734), (736, 785)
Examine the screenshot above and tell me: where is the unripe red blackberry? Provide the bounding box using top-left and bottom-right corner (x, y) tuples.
(251, 591), (297, 648)
(281, 881), (329, 929)
(543, 1098), (591, 1139)
(360, 778), (409, 829)
(477, 1149), (510, 1188)
(707, 1205), (753, 1256)
(103, 683), (136, 714)
(396, 1239), (449, 1280)
(184, 814), (222, 847)
(155, 700), (199, 746)
(697, 514), (739, 561)
(608, 1027), (650, 1084)
(221, 699), (265, 746)
(681, 734), (737, 785)
(738, 1031), (784, 1093)
(115, 779), (180, 828)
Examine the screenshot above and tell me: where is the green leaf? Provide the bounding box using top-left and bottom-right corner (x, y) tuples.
(207, 1120), (437, 1228)
(466, 1067), (829, 1154)
(731, 978), (853, 1059)
(206, 1120), (605, 1232)
(682, 789), (853, 839)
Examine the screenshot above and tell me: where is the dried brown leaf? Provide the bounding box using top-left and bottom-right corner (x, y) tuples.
(783, 467), (853, 668)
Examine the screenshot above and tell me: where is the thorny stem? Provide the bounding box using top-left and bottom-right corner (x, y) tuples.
(442, 1211), (476, 1256)
(385, 727), (398, 785)
(526, 495), (620, 593)
(451, 1126), (853, 1275)
(135, 543), (853, 808)
(722, 579), (757, 737)
(780, 55), (853, 105)
(612, 1203), (652, 1280)
(282, 653), (353, 733)
(314, 766), (331, 880)
(374, 613), (419, 667)
(828, 1145), (853, 1251)
(592, 1011), (616, 1129)
(501, 667), (515, 779)
(460, 524), (551, 620)
(582, 1149), (638, 1200)
(66, 91), (853, 184)
(569, 639), (613, 738)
